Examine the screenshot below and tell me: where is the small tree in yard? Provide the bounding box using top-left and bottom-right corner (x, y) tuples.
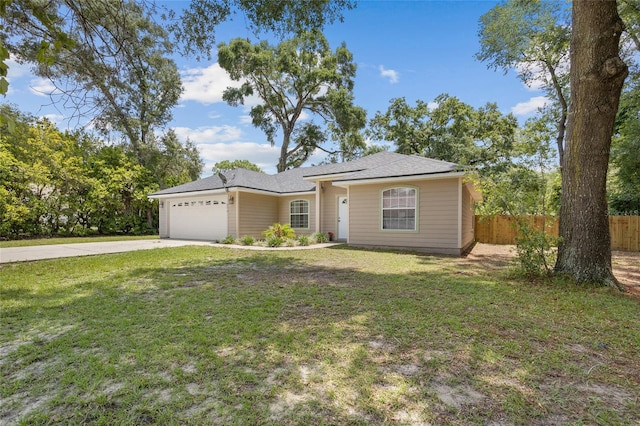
(478, 114), (560, 276)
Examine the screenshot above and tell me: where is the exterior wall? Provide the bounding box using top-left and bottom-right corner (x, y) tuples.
(158, 200), (169, 238)
(320, 181), (347, 235)
(236, 192), (279, 238)
(461, 184), (475, 250)
(347, 178), (460, 253)
(278, 194), (316, 235)
(227, 191), (238, 237)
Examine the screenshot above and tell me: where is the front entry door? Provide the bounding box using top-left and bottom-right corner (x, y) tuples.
(338, 196), (348, 240)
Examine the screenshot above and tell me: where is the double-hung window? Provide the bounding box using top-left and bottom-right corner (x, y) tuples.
(290, 200), (309, 229)
(382, 187), (417, 230)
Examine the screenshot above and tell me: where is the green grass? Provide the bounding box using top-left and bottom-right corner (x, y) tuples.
(0, 234), (159, 248)
(1, 246), (638, 425)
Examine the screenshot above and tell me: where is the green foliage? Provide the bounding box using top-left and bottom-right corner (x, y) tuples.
(610, 70), (640, 214)
(213, 160), (263, 174)
(477, 113), (560, 277)
(0, 105), (184, 238)
(265, 235), (283, 247)
(218, 31), (365, 172)
(263, 223), (296, 240)
(3, 0), (182, 161)
(368, 94), (517, 174)
(514, 222), (560, 276)
(240, 235), (255, 246)
(173, 0), (355, 60)
(297, 235), (310, 246)
(477, 0), (570, 164)
(142, 129), (203, 190)
(312, 232), (328, 243)
(222, 235), (236, 244)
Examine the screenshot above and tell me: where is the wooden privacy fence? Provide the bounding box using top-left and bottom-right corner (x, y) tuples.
(474, 215), (640, 252)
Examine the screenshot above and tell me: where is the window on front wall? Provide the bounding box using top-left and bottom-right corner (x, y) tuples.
(290, 199), (309, 229)
(382, 187), (417, 230)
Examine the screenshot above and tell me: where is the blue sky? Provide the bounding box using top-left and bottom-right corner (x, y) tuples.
(4, 1), (547, 175)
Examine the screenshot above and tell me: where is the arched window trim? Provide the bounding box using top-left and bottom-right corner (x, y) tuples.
(380, 186), (418, 232)
(290, 199), (310, 229)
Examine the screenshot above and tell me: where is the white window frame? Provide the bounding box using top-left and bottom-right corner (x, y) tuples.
(381, 187), (418, 231)
(290, 199), (310, 229)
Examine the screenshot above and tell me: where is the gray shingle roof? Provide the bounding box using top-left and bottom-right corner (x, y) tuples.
(149, 166), (315, 196)
(149, 152), (461, 197)
(333, 152), (460, 182)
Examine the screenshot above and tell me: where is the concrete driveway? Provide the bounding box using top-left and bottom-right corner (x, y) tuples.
(0, 239), (216, 263)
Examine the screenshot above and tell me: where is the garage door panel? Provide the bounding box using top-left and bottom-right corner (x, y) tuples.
(169, 195), (228, 241)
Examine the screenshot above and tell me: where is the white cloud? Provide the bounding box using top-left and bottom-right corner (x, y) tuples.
(180, 63), (261, 106)
(6, 57), (31, 80)
(511, 96), (549, 116)
(379, 65), (399, 84)
(172, 125), (243, 144)
(239, 115), (253, 125)
(29, 77), (57, 97)
(427, 101), (439, 111)
(197, 142), (280, 174)
(180, 63), (234, 105)
(41, 113), (64, 125)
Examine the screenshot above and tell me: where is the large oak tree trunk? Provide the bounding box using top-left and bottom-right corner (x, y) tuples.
(554, 0), (627, 289)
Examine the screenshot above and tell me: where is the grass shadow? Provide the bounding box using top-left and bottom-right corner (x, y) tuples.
(1, 246), (638, 425)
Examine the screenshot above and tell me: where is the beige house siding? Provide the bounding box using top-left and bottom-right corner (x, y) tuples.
(237, 192), (279, 238)
(461, 185), (475, 250)
(227, 191), (238, 237)
(278, 194), (316, 235)
(158, 200), (169, 238)
(348, 178), (460, 253)
(320, 181), (347, 235)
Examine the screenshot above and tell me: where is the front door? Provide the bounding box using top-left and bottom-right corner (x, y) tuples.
(338, 196), (348, 240)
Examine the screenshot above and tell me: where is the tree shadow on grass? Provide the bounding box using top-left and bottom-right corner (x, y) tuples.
(2, 248), (639, 425)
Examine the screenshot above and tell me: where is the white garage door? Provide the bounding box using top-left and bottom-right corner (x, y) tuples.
(168, 195), (228, 241)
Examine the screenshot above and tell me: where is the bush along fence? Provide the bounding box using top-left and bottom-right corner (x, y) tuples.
(474, 215), (640, 252)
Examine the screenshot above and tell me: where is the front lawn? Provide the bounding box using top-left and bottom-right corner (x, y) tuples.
(1, 246), (638, 425)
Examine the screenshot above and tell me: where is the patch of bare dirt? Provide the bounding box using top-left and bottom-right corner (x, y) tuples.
(465, 243), (640, 296)
(612, 250), (640, 296)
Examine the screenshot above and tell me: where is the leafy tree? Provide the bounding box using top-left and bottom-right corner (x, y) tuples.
(477, 114), (560, 276)
(172, 0), (355, 60)
(213, 159), (263, 174)
(619, 0), (640, 53)
(3, 0), (182, 162)
(610, 70), (640, 214)
(477, 0), (570, 166)
(368, 94), (517, 173)
(218, 31), (366, 172)
(554, 1), (628, 289)
(0, 105), (94, 236)
(141, 129), (203, 189)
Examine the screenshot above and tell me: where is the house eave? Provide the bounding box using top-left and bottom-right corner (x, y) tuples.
(149, 188), (227, 199)
(302, 171), (364, 181)
(332, 171), (465, 187)
(229, 187), (315, 197)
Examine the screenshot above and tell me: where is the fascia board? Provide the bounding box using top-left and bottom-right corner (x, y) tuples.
(148, 188), (227, 199)
(333, 171), (466, 188)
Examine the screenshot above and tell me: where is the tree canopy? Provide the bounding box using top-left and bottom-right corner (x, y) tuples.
(2, 0), (182, 162)
(218, 31), (366, 172)
(213, 159), (263, 174)
(368, 94), (517, 174)
(477, 0), (570, 165)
